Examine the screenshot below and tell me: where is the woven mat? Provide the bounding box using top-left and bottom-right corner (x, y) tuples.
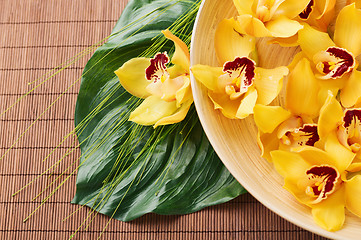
(0, 0), (328, 239)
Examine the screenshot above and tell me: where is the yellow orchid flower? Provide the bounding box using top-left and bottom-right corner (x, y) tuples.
(191, 20), (287, 120)
(192, 56), (288, 120)
(298, 3), (361, 108)
(318, 91), (361, 172)
(271, 146), (361, 232)
(232, 0), (310, 38)
(115, 30), (193, 127)
(254, 58), (323, 161)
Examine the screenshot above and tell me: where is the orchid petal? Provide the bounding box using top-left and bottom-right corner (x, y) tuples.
(318, 91), (343, 139)
(288, 51), (306, 71)
(286, 58), (320, 117)
(349, 154), (361, 172)
(254, 66), (289, 105)
(168, 64), (186, 78)
(340, 70), (361, 108)
(283, 178), (312, 207)
(317, 88), (338, 110)
(215, 18), (256, 64)
(296, 146), (345, 173)
(353, 156), (361, 166)
(305, 12), (334, 33)
(345, 175), (361, 218)
(236, 15), (271, 37)
(334, 3), (361, 57)
(208, 91), (241, 119)
(254, 104), (291, 133)
(115, 57), (151, 99)
(314, 0), (336, 19)
(162, 30), (190, 72)
(298, 24), (335, 60)
(154, 99), (192, 128)
(316, 74), (348, 90)
(233, 0), (253, 15)
(191, 65), (223, 93)
(347, 161), (361, 172)
(258, 130), (280, 162)
(274, 0), (311, 19)
(356, 101), (361, 108)
(312, 187), (345, 232)
(271, 150), (310, 181)
(175, 76), (192, 107)
(160, 75), (186, 103)
(269, 34), (299, 47)
(303, 0), (336, 32)
(277, 115), (303, 139)
(324, 132), (355, 172)
(129, 95), (178, 126)
(265, 16), (303, 38)
(236, 87), (257, 119)
(146, 80), (163, 97)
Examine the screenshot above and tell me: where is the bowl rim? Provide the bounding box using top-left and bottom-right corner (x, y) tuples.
(189, 1), (348, 239)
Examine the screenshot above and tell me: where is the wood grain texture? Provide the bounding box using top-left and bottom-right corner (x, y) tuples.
(0, 0), (327, 239)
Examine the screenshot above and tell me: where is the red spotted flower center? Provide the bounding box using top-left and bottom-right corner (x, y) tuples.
(305, 165), (339, 204)
(282, 124), (319, 147)
(146, 52), (170, 83)
(299, 0), (314, 20)
(337, 109), (361, 153)
(277, 116), (319, 147)
(222, 57), (256, 100)
(314, 47), (355, 79)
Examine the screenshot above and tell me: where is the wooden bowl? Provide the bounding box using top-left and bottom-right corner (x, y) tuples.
(190, 0), (361, 239)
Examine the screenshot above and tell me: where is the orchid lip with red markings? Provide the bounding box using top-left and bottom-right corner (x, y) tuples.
(145, 52), (170, 83)
(315, 47), (355, 79)
(222, 57), (255, 94)
(338, 108), (361, 153)
(343, 109), (361, 129)
(283, 124), (319, 147)
(299, 0), (314, 20)
(305, 165), (340, 204)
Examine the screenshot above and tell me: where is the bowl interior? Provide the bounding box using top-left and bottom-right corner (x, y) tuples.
(190, 0), (361, 239)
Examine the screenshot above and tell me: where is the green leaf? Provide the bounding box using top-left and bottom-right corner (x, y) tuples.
(72, 0), (245, 221)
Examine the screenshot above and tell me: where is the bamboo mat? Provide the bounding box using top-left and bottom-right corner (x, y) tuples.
(0, 0), (328, 239)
